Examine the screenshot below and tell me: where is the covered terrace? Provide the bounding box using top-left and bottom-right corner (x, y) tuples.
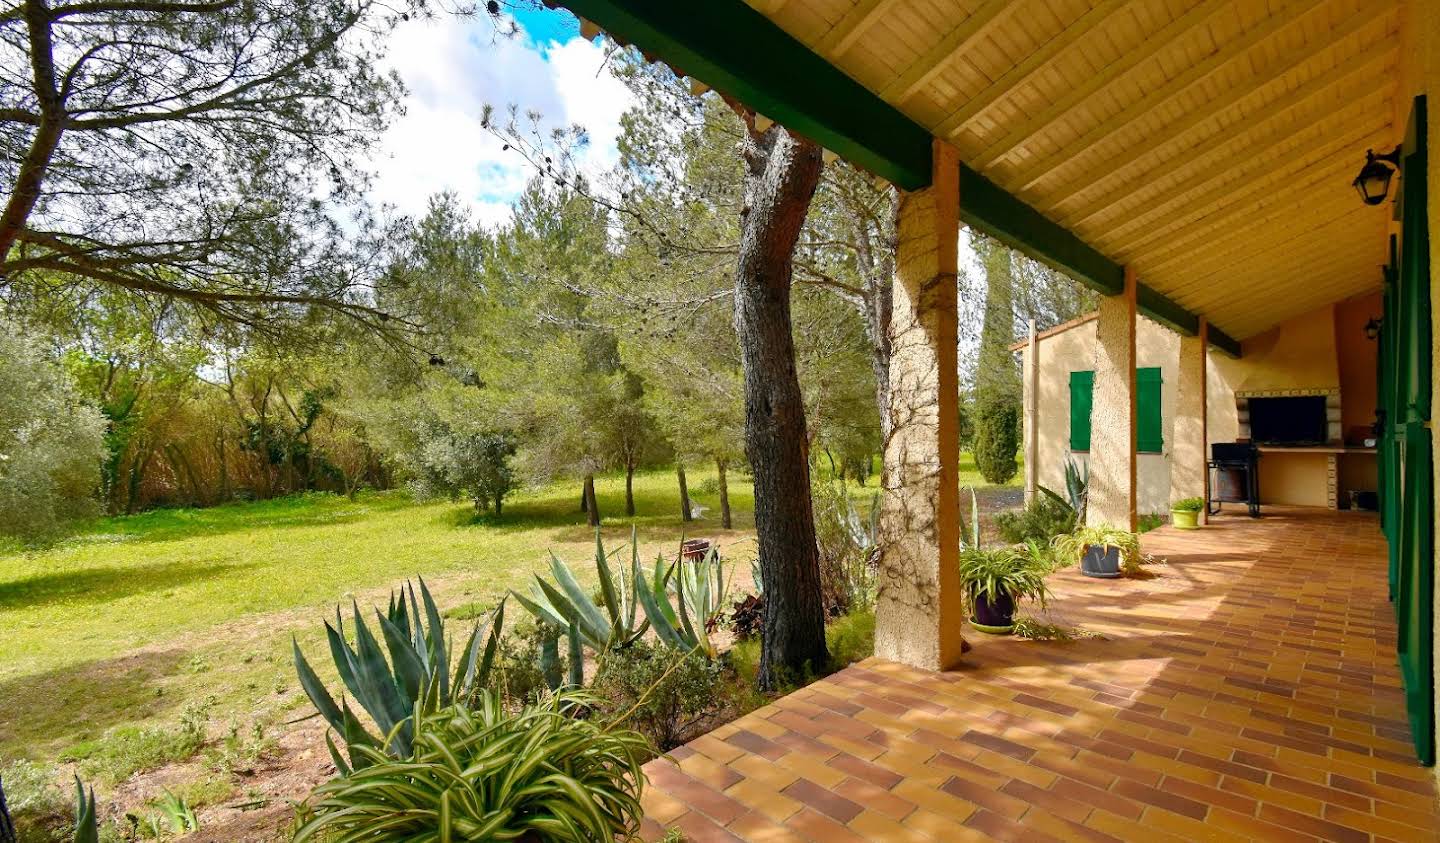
(549, 0), (1440, 836)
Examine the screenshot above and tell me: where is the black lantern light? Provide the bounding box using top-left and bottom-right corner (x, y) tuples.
(1364, 317), (1382, 341)
(1353, 147), (1402, 206)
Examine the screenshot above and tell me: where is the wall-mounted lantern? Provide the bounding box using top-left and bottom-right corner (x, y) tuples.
(1353, 147), (1402, 206)
(1364, 317), (1382, 341)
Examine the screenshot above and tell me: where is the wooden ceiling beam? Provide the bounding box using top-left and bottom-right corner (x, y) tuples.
(883, 0), (1020, 102)
(1055, 47), (1395, 230)
(1099, 116), (1391, 257)
(1025, 2), (1382, 206)
(815, 0), (897, 58)
(1158, 205), (1382, 292)
(1116, 154), (1367, 268)
(933, 0), (1131, 139)
(970, 0), (1233, 169)
(1142, 188), (1370, 279)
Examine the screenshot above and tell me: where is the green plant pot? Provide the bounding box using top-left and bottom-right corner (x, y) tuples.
(1171, 509), (1201, 530)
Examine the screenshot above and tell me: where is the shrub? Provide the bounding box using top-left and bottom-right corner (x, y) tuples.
(294, 693), (649, 843)
(3, 760), (69, 842)
(593, 641), (729, 751)
(728, 594), (764, 640)
(485, 621), (564, 709)
(811, 480), (879, 616)
(0, 323), (106, 542)
(972, 398), (1019, 485)
(994, 494), (1076, 545)
(826, 607), (875, 670)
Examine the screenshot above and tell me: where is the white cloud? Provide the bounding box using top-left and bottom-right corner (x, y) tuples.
(367, 15), (635, 229)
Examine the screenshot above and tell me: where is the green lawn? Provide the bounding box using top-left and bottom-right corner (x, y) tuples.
(0, 468), (759, 761)
(0, 454), (1013, 764)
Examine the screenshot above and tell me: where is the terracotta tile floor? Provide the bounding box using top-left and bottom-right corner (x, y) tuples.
(638, 508), (1440, 842)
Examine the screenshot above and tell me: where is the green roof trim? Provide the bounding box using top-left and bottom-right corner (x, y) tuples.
(551, 0), (1240, 357)
(555, 0), (932, 190)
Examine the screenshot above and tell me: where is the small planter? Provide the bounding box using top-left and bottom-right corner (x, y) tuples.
(1171, 508), (1201, 530)
(1080, 544), (1123, 579)
(971, 590), (1016, 634)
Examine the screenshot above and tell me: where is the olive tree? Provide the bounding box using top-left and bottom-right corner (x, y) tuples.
(0, 320), (105, 539)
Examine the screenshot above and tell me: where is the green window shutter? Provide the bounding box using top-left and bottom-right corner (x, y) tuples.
(1137, 367), (1164, 453)
(1069, 371), (1093, 451)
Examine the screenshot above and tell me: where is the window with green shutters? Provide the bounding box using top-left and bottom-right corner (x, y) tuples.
(1068, 368), (1162, 453)
(1069, 371), (1092, 451)
(1137, 367), (1163, 453)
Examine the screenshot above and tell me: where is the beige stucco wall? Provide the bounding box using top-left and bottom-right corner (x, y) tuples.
(1023, 303), (1381, 512)
(1023, 314), (1178, 516)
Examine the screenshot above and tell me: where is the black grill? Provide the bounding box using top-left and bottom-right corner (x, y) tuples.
(1209, 443), (1260, 518)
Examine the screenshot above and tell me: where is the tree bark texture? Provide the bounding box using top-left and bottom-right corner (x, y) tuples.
(733, 122), (828, 689)
(583, 474), (600, 527)
(677, 464), (692, 523)
(716, 457), (732, 530)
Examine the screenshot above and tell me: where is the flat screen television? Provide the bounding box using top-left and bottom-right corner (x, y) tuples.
(1248, 396), (1327, 445)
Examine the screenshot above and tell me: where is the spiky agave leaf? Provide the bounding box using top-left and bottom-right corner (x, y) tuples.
(72, 777), (98, 843)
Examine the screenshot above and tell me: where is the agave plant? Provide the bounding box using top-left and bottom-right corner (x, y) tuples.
(292, 578), (505, 772)
(511, 529), (648, 652)
(71, 778), (97, 843)
(1039, 458), (1090, 523)
(957, 486), (982, 549)
(293, 692), (649, 843)
(635, 543), (729, 659)
(539, 619), (586, 691)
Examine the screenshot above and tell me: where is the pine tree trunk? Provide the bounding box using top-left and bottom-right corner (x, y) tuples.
(716, 457), (732, 530)
(580, 483), (589, 513)
(495, 492), (503, 516)
(677, 464), (692, 522)
(625, 464), (636, 516)
(733, 121), (828, 689)
(583, 474), (600, 527)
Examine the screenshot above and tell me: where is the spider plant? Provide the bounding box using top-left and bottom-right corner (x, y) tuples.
(957, 542), (1053, 610)
(293, 691), (650, 843)
(1052, 524), (1143, 575)
(292, 578), (505, 772)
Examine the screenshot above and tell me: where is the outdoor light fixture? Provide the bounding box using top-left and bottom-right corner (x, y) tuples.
(1365, 318), (1382, 341)
(1353, 147), (1402, 206)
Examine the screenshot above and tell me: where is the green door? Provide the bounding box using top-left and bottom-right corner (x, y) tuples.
(1382, 95), (1434, 766)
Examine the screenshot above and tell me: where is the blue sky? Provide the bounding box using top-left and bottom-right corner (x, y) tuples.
(367, 6), (631, 227)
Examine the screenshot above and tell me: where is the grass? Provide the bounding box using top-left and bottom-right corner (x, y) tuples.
(0, 455), (1014, 767)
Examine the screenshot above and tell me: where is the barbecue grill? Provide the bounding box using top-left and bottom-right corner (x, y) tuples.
(1208, 442), (1260, 518)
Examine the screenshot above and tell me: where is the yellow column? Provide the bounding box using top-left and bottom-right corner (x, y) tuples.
(1170, 319), (1209, 523)
(1087, 267), (1138, 531)
(1024, 319), (1039, 505)
(876, 139), (964, 672)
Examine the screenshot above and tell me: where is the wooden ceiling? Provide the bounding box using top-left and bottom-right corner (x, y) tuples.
(747, 0), (1402, 340)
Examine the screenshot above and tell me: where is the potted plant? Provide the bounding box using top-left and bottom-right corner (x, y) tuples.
(1170, 497), (1204, 530)
(1052, 525), (1142, 579)
(957, 542), (1053, 634)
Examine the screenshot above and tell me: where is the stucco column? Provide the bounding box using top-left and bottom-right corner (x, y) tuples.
(1087, 267), (1138, 531)
(1170, 319), (1209, 523)
(876, 139), (964, 672)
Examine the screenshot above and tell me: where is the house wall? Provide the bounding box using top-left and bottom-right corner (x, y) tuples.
(1023, 315), (1176, 517)
(1024, 302), (1382, 513)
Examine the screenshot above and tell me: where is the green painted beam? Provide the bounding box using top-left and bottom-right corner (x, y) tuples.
(959, 164), (1125, 296)
(1207, 326), (1242, 358)
(554, 0), (932, 190)
(550, 0), (1242, 356)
